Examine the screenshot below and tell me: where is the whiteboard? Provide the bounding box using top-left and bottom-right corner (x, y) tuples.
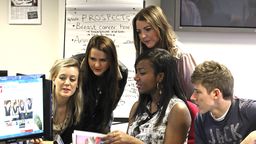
(66, 0), (143, 9)
(64, 1), (143, 118)
(65, 10), (138, 63)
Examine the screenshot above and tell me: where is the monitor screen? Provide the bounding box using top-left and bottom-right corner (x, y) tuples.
(0, 70), (8, 77)
(0, 74), (52, 143)
(161, 0), (256, 33)
(178, 0), (256, 32)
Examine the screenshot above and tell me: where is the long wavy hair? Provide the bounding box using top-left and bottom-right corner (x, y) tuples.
(80, 35), (119, 133)
(50, 58), (83, 125)
(132, 5), (178, 58)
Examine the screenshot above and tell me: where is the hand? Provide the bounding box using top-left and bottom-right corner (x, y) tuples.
(29, 138), (43, 144)
(241, 131), (256, 144)
(29, 138), (53, 144)
(101, 130), (134, 144)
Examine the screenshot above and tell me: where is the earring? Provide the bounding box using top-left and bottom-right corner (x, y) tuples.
(157, 82), (162, 95)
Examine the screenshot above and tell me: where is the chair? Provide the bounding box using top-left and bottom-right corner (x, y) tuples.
(187, 100), (199, 144)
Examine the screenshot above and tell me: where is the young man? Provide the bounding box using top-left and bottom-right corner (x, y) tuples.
(191, 60), (256, 144)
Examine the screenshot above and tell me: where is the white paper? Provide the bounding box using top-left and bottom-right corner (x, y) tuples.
(72, 130), (106, 144)
(9, 0), (41, 24)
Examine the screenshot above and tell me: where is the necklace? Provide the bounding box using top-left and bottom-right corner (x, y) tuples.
(53, 111), (70, 136)
(95, 87), (102, 105)
(96, 87), (102, 95)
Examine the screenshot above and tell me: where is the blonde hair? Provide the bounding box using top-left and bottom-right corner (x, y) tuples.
(50, 58), (83, 124)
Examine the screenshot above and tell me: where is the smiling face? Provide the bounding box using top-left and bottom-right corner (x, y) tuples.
(136, 20), (160, 49)
(53, 66), (79, 98)
(88, 48), (110, 76)
(134, 59), (162, 95)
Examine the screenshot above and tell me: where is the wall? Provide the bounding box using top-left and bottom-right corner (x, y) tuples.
(0, 0), (153, 77)
(1, 0), (256, 100)
(0, 0), (61, 77)
(145, 0), (160, 6)
(0, 0), (255, 135)
(160, 0), (256, 100)
(177, 31), (256, 100)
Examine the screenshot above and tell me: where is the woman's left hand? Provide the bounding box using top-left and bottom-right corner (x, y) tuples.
(101, 130), (134, 144)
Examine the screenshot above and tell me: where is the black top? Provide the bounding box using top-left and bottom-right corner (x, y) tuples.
(72, 53), (128, 109)
(72, 53), (128, 134)
(195, 98), (256, 144)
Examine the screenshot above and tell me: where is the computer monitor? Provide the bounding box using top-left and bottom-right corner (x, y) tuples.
(0, 70), (8, 77)
(16, 73), (25, 76)
(0, 74), (52, 143)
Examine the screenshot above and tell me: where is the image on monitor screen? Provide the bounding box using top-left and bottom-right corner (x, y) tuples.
(0, 74), (51, 143)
